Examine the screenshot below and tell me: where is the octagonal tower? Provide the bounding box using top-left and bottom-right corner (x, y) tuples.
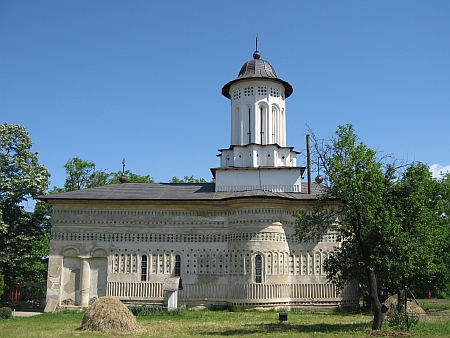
(212, 51), (304, 192)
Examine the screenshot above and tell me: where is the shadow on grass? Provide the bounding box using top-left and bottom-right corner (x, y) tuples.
(201, 322), (369, 336)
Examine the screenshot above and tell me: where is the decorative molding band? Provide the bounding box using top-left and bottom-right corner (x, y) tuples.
(51, 231), (340, 244)
(215, 184), (301, 192)
(53, 208), (293, 217)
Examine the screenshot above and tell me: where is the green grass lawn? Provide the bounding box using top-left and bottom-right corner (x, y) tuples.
(418, 299), (450, 315)
(1, 301), (450, 338)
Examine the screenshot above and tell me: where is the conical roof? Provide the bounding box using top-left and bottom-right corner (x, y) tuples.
(222, 51), (293, 99)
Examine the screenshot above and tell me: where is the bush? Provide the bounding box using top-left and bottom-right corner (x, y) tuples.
(388, 310), (420, 330)
(0, 307), (12, 319)
(128, 304), (185, 316)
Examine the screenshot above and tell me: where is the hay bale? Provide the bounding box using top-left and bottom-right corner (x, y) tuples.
(81, 296), (143, 333)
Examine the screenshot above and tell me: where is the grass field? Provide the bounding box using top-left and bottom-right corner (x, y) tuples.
(1, 300), (450, 337)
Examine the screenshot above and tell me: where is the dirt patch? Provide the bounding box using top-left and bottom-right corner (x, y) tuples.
(80, 296), (143, 333)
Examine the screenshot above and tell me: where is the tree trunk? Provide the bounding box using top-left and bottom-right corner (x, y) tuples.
(366, 265), (384, 330)
(353, 209), (387, 330)
(354, 218), (385, 330)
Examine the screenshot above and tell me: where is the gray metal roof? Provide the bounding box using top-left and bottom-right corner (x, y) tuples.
(237, 57), (278, 80)
(36, 182), (324, 202)
(222, 51), (293, 99)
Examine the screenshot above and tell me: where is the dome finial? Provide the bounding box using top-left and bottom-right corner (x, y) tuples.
(119, 158), (127, 183)
(253, 34), (260, 59)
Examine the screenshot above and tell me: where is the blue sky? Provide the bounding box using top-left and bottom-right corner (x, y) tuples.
(1, 1), (449, 193)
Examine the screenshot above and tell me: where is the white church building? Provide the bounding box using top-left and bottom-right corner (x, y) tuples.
(39, 50), (359, 310)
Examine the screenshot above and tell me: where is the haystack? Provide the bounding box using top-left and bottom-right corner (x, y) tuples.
(81, 296), (143, 333)
(384, 294), (426, 319)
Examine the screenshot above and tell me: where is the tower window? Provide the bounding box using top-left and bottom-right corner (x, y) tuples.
(244, 87), (253, 96)
(257, 86), (267, 96)
(270, 88), (280, 97)
(248, 107), (252, 143)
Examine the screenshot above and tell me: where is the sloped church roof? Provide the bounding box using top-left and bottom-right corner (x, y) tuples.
(38, 182), (323, 202)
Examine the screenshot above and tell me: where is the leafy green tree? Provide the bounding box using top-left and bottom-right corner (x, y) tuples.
(296, 124), (388, 330)
(88, 170), (111, 188)
(400, 169), (450, 298)
(295, 125), (450, 330)
(62, 158), (209, 189)
(387, 164), (450, 297)
(0, 123), (50, 298)
(56, 158), (154, 193)
(63, 157), (97, 191)
(169, 175), (209, 183)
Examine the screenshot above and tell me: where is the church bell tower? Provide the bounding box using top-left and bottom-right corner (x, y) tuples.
(212, 50), (304, 192)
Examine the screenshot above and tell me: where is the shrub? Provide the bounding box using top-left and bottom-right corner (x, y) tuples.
(0, 307), (12, 319)
(128, 304), (185, 316)
(388, 310), (420, 330)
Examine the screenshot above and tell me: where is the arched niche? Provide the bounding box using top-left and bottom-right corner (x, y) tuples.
(63, 247), (79, 257)
(92, 248), (107, 258)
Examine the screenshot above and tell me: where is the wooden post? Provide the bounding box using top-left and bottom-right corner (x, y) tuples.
(307, 135), (312, 194)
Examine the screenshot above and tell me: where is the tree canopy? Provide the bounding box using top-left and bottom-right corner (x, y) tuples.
(169, 175), (210, 183)
(59, 159), (207, 190)
(0, 123), (50, 298)
(295, 124), (450, 330)
(108, 170), (153, 184)
(63, 157), (97, 191)
(57, 157), (154, 192)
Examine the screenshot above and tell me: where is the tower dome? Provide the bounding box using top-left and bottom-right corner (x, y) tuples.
(222, 51), (293, 99)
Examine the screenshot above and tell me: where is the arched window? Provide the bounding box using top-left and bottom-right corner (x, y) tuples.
(259, 104), (269, 145)
(260, 106), (264, 144)
(233, 106), (241, 145)
(141, 255), (148, 281)
(237, 152), (243, 167)
(120, 254), (125, 273)
(248, 106), (252, 144)
(175, 254), (181, 277)
(272, 106), (278, 144)
(255, 254), (262, 283)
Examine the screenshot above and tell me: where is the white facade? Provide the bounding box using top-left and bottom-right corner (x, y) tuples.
(214, 168), (302, 193)
(39, 51), (360, 311)
(42, 195), (358, 309)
